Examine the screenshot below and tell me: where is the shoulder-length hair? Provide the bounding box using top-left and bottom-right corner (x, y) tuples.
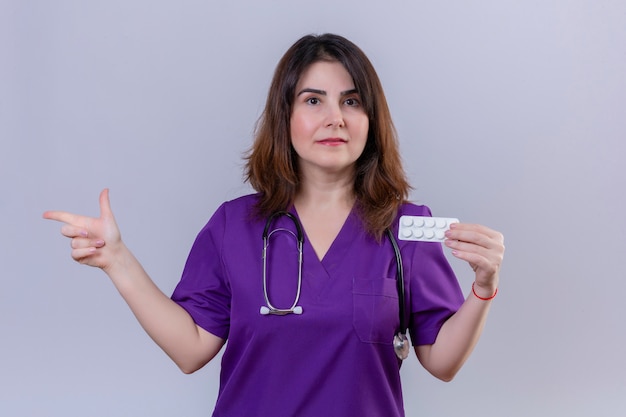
(244, 33), (410, 240)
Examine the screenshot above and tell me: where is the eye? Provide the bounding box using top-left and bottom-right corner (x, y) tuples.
(344, 97), (360, 107)
(305, 97), (320, 105)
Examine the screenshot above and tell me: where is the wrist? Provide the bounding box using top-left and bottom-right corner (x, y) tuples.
(102, 241), (132, 276)
(471, 282), (498, 301)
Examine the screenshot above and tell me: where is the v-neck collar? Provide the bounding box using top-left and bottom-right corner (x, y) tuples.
(287, 205), (360, 303)
(290, 205), (360, 272)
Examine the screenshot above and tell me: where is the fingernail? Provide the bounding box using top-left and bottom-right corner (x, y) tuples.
(95, 240), (105, 246)
(80, 230), (89, 237)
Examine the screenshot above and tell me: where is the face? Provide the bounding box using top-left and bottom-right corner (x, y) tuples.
(290, 60), (369, 178)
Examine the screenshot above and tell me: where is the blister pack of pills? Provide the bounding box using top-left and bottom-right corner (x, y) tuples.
(398, 216), (459, 242)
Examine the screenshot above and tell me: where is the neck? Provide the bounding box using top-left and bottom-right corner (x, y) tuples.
(294, 164), (356, 208)
(292, 174), (356, 261)
(294, 177), (355, 212)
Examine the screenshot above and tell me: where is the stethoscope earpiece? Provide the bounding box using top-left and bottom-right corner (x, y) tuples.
(259, 305), (303, 316)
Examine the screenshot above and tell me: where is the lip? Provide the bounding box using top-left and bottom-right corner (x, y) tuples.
(316, 137), (347, 145)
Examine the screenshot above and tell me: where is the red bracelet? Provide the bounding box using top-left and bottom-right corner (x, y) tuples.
(472, 282), (498, 300)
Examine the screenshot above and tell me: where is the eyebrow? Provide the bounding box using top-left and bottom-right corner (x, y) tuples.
(296, 88), (359, 97)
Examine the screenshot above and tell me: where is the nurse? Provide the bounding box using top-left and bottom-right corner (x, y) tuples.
(44, 33), (505, 416)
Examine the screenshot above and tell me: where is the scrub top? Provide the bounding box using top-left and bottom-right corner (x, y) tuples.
(171, 194), (464, 417)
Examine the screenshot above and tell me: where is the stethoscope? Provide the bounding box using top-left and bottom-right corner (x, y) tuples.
(260, 211), (410, 360)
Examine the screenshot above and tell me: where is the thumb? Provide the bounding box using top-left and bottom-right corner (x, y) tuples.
(99, 188), (115, 220)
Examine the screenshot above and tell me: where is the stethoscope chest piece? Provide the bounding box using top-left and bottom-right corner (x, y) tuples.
(393, 332), (409, 360)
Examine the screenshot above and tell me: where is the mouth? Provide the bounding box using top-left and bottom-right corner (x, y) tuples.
(317, 137), (347, 145)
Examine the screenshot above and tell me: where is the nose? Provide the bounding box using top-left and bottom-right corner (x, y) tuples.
(325, 103), (345, 128)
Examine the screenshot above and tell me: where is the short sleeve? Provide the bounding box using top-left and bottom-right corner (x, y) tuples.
(402, 206), (465, 346)
(171, 204), (231, 340)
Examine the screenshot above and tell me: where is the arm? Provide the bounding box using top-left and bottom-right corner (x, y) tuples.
(43, 189), (224, 374)
(415, 223), (504, 382)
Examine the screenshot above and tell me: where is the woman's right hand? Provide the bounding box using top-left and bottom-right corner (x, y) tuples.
(43, 188), (122, 272)
(44, 189), (225, 371)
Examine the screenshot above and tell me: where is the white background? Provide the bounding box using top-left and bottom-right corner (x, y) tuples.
(2, 1), (625, 416)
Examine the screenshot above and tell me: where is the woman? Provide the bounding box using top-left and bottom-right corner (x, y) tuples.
(44, 33), (504, 416)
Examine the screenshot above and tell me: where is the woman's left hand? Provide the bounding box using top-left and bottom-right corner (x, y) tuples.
(444, 223), (505, 293)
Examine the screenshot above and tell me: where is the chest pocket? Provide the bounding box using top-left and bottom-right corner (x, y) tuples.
(352, 277), (399, 344)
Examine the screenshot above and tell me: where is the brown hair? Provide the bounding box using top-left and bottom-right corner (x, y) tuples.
(244, 33), (410, 239)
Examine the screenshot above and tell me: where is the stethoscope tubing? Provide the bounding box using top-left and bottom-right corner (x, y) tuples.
(386, 228), (407, 334)
(261, 211), (304, 315)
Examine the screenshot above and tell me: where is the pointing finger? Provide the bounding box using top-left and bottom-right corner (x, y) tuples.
(43, 210), (87, 226)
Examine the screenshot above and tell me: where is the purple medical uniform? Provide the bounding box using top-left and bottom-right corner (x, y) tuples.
(172, 194), (464, 417)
